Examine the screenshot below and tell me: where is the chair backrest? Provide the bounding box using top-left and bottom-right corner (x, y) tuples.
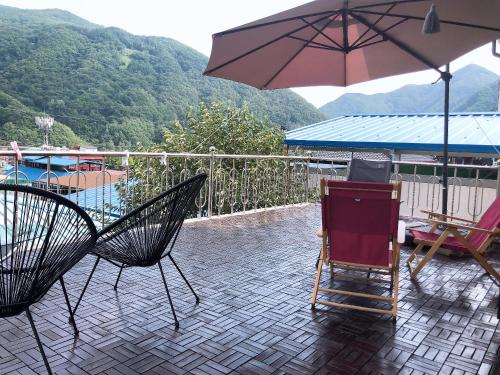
(347, 158), (392, 183)
(0, 184), (97, 317)
(322, 180), (400, 267)
(468, 196), (500, 248)
(97, 173), (207, 266)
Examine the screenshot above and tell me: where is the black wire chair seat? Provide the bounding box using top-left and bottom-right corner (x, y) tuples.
(0, 184), (97, 374)
(73, 173), (207, 328)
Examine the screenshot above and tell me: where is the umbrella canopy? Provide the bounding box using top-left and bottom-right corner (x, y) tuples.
(205, 0), (500, 214)
(205, 0), (500, 89)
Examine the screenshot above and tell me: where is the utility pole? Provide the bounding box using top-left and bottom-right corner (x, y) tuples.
(35, 114), (54, 149)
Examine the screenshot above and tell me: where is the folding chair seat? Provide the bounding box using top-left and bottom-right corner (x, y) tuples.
(313, 158), (393, 268)
(407, 196), (500, 280)
(311, 180), (401, 321)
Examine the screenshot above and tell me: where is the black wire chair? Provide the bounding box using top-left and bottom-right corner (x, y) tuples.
(0, 184), (97, 375)
(72, 173), (207, 328)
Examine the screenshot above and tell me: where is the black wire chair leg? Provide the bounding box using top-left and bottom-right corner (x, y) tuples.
(59, 277), (78, 336)
(26, 308), (52, 375)
(114, 264), (124, 291)
(72, 256), (100, 319)
(158, 261), (179, 328)
(168, 254), (199, 303)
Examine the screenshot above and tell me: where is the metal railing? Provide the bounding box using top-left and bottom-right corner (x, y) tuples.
(0, 150), (498, 227)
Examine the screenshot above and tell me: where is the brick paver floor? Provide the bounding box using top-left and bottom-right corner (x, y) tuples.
(0, 204), (498, 374)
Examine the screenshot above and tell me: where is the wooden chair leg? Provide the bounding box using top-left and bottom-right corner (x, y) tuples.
(311, 258), (324, 308)
(468, 248), (500, 282)
(449, 228), (500, 282)
(392, 267), (399, 322)
(392, 247), (400, 322)
(407, 243), (424, 265)
(410, 231), (449, 279)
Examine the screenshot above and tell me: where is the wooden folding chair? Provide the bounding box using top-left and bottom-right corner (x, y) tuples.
(311, 179), (401, 321)
(407, 196), (500, 280)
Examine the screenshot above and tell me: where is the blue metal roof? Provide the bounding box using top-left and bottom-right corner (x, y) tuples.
(3, 165), (71, 182)
(67, 183), (124, 220)
(285, 113), (500, 154)
(23, 154), (95, 167)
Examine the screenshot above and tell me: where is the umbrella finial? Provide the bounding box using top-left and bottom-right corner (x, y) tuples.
(422, 4), (440, 34)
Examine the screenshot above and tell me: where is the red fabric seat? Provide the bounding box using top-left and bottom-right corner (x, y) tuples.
(312, 180), (401, 319)
(408, 196), (500, 281)
(411, 230), (467, 252)
(323, 180), (399, 267)
(411, 196), (500, 254)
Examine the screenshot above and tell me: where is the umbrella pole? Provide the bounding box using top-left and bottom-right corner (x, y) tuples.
(442, 64), (451, 215)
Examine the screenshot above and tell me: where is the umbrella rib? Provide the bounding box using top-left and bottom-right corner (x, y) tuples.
(351, 3), (397, 48)
(213, 10), (338, 37)
(353, 17), (410, 50)
(262, 15), (337, 89)
(351, 38), (387, 51)
(352, 0), (425, 10)
(350, 11), (441, 73)
(205, 12), (337, 76)
(354, 10), (500, 32)
(287, 35), (343, 51)
(300, 14), (343, 50)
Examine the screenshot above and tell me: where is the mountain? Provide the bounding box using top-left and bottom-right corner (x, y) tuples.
(320, 65), (500, 118)
(0, 89), (82, 147)
(0, 6), (99, 29)
(0, 5), (325, 148)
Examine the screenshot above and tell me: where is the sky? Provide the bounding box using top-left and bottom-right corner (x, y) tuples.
(1, 0), (499, 108)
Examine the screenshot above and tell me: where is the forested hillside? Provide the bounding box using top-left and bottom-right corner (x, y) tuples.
(0, 5), (324, 148)
(320, 65), (500, 117)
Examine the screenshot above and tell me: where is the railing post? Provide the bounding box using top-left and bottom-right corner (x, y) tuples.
(208, 146), (216, 218)
(284, 156), (290, 205)
(393, 152), (400, 177)
(14, 154), (19, 185)
(305, 151), (311, 203)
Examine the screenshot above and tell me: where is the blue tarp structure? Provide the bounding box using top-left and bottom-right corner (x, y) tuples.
(285, 113), (500, 154)
(3, 165), (71, 182)
(23, 156), (92, 167)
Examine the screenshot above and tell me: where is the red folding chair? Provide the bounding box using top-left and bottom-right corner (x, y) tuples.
(407, 196), (500, 280)
(311, 180), (401, 321)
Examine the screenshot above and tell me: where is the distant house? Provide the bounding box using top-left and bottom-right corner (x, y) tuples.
(22, 154), (103, 173)
(68, 146), (105, 170)
(2, 147), (121, 194)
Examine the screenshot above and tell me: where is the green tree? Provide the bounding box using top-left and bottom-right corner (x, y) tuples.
(157, 102), (284, 155)
(0, 121), (41, 145)
(50, 122), (82, 146)
(120, 103), (286, 213)
(107, 118), (155, 149)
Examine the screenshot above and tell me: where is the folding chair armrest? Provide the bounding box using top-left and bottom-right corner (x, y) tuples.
(427, 219), (495, 234)
(421, 210), (477, 224)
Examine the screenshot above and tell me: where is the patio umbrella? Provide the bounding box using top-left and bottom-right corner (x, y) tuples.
(204, 0), (500, 214)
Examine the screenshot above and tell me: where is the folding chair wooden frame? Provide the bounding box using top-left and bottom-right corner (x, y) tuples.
(311, 179), (401, 321)
(407, 209), (500, 281)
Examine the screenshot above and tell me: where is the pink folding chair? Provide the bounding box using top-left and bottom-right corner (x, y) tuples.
(407, 196), (500, 280)
(311, 179), (401, 321)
